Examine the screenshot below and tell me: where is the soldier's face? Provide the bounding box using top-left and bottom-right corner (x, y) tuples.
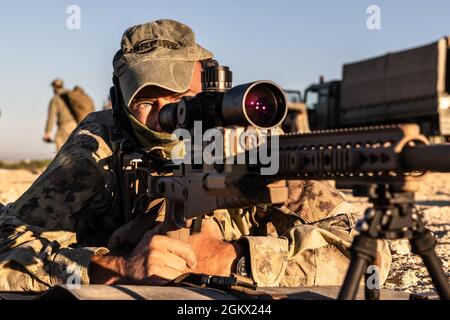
(52, 86), (62, 95)
(129, 61), (203, 132)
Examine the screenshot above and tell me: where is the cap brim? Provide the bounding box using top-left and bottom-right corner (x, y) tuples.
(119, 59), (196, 107)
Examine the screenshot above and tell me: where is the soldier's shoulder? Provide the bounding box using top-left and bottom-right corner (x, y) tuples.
(49, 94), (63, 105)
(61, 110), (116, 160)
(81, 109), (114, 128)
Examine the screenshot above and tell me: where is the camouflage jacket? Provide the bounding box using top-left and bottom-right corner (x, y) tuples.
(0, 111), (391, 292)
(45, 93), (77, 134)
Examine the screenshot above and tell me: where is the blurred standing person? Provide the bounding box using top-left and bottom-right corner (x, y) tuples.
(43, 79), (78, 151)
(102, 95), (112, 110)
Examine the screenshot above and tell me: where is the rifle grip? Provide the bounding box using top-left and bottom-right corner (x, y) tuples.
(165, 228), (191, 242)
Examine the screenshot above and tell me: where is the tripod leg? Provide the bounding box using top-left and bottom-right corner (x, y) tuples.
(411, 230), (450, 300)
(338, 234), (378, 300)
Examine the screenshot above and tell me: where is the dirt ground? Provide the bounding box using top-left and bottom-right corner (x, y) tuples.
(0, 169), (449, 295)
(0, 169), (41, 205)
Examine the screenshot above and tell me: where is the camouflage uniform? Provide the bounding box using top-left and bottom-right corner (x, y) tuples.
(0, 19), (391, 292)
(45, 92), (78, 151)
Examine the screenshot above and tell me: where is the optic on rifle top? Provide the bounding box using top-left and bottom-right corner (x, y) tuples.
(159, 61), (288, 132)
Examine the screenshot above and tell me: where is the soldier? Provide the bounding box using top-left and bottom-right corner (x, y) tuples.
(0, 19), (391, 292)
(102, 95), (112, 111)
(43, 79), (78, 151)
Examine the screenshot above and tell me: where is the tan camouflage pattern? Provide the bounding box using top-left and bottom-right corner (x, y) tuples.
(45, 93), (78, 151)
(0, 110), (391, 292)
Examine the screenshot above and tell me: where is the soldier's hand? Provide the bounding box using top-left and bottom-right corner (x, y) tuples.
(126, 220), (242, 281)
(89, 220), (243, 285)
(42, 132), (52, 143)
(187, 218), (242, 277)
(123, 225), (197, 285)
(89, 225), (197, 285)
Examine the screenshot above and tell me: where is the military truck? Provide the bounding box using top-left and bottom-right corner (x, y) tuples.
(304, 37), (450, 142)
(282, 90), (310, 133)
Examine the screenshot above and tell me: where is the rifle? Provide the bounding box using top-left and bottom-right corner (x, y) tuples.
(112, 61), (450, 300)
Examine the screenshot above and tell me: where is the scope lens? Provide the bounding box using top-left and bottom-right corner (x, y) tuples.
(244, 86), (279, 128)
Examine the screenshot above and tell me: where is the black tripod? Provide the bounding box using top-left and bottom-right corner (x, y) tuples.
(338, 184), (450, 300)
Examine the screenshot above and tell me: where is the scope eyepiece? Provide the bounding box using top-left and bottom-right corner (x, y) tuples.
(158, 102), (178, 134)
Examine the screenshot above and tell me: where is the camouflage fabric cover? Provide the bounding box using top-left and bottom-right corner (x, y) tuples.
(0, 110), (391, 292)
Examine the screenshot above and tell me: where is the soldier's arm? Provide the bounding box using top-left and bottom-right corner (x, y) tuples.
(239, 181), (392, 287)
(44, 97), (58, 135)
(0, 127), (113, 292)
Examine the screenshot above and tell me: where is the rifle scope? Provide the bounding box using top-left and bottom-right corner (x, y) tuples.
(159, 62), (288, 132)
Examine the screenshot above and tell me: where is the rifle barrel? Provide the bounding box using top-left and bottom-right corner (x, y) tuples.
(401, 144), (450, 172)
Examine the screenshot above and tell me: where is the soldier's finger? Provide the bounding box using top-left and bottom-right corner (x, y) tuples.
(163, 239), (197, 269)
(163, 251), (189, 272)
(152, 265), (184, 282)
(141, 266), (183, 285)
(149, 249), (187, 272)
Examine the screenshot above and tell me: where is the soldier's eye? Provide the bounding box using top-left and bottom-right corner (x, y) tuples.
(133, 102), (154, 110)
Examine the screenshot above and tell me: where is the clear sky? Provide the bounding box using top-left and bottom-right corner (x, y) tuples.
(0, 0), (449, 159)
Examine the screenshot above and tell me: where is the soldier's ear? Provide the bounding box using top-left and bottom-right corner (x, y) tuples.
(110, 87), (118, 111)
(110, 77), (139, 144)
(111, 76), (122, 110)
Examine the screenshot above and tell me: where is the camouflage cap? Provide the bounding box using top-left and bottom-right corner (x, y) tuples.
(113, 19), (214, 107)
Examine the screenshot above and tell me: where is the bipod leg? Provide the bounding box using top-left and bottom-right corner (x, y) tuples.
(411, 229), (450, 300)
(338, 234), (378, 300)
